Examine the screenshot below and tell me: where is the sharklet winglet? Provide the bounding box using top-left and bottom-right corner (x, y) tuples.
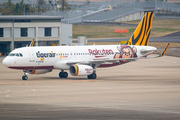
(160, 43), (170, 56)
(30, 39), (35, 47)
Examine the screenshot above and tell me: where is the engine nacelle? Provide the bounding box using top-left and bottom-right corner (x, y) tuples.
(23, 69), (52, 74)
(69, 64), (93, 76)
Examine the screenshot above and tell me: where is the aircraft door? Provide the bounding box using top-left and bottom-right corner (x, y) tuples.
(28, 49), (35, 62)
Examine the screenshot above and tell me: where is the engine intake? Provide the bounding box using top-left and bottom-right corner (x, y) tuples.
(69, 64), (93, 76)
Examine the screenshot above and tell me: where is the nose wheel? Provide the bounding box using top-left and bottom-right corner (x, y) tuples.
(22, 72), (28, 80)
(22, 75), (28, 80)
(59, 70), (68, 78)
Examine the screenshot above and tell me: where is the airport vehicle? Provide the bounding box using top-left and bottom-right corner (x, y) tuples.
(2, 12), (170, 80)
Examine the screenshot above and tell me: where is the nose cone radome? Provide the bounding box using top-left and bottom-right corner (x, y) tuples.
(2, 57), (10, 67)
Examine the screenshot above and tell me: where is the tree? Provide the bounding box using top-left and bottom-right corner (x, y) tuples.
(60, 0), (70, 10)
(0, 0), (37, 15)
(15, 3), (20, 14)
(38, 0), (45, 6)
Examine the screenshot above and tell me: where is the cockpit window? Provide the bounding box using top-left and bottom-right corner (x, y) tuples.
(9, 53), (23, 57)
(16, 53), (19, 56)
(9, 53), (15, 56)
(19, 53), (23, 57)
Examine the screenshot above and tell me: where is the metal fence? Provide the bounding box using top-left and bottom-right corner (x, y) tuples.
(55, 1), (180, 23)
(155, 1), (180, 12)
(1, 1), (180, 23)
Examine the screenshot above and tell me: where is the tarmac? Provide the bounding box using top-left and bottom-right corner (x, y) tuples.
(0, 55), (180, 120)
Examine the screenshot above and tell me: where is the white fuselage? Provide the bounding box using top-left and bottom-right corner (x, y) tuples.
(2, 45), (157, 70)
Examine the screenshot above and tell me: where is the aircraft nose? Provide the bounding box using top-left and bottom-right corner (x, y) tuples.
(2, 57), (10, 67)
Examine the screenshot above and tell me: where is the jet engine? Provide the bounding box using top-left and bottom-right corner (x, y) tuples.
(23, 69), (53, 74)
(69, 64), (93, 76)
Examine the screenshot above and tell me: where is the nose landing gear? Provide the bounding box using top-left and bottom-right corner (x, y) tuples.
(22, 72), (28, 80)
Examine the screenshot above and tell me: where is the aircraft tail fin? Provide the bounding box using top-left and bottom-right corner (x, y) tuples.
(29, 39), (35, 47)
(128, 12), (154, 46)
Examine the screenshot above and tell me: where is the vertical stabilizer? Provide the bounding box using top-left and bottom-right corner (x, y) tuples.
(128, 12), (154, 46)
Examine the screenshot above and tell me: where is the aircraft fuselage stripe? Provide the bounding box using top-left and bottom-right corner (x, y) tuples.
(9, 66), (54, 70)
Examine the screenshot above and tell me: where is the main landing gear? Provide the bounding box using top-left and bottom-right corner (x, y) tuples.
(87, 73), (97, 79)
(59, 70), (68, 78)
(22, 72), (28, 80)
(87, 64), (97, 79)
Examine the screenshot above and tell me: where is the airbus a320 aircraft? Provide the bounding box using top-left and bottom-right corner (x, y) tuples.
(2, 12), (170, 80)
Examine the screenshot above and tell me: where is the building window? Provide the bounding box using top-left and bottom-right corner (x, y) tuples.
(45, 28), (51, 37)
(0, 28), (3, 37)
(21, 28), (28, 37)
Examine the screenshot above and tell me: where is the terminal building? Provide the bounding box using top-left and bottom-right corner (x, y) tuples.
(0, 16), (72, 55)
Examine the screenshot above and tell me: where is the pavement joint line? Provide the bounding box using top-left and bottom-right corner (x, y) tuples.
(32, 95), (129, 103)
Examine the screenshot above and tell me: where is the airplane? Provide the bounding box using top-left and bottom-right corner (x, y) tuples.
(2, 12), (170, 80)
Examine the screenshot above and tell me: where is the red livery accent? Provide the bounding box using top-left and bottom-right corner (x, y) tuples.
(9, 66), (54, 70)
(95, 56), (106, 58)
(114, 29), (129, 34)
(88, 49), (113, 55)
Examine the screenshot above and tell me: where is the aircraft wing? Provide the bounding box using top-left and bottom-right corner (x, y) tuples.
(140, 49), (157, 57)
(66, 43), (170, 66)
(87, 58), (137, 64)
(66, 57), (137, 66)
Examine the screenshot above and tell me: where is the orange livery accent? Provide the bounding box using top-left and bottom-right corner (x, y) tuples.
(128, 12), (154, 46)
(161, 43), (170, 56)
(74, 65), (79, 76)
(32, 70), (36, 74)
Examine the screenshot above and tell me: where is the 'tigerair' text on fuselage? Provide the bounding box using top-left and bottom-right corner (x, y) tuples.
(36, 51), (56, 58)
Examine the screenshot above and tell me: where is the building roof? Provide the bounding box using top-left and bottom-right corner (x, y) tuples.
(0, 15), (64, 20)
(168, 0), (180, 3)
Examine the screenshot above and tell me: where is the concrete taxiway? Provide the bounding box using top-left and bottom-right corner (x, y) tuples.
(0, 56), (180, 120)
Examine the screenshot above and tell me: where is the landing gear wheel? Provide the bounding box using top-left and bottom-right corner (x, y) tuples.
(87, 73), (97, 79)
(91, 74), (97, 79)
(22, 75), (28, 80)
(87, 75), (92, 79)
(63, 72), (68, 78)
(59, 72), (63, 78)
(59, 71), (68, 78)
